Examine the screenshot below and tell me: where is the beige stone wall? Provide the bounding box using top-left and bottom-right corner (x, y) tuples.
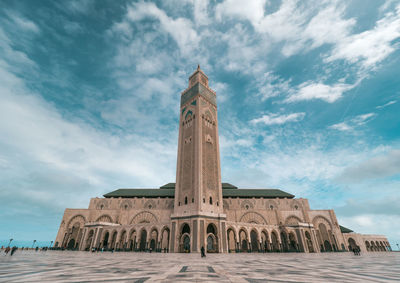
(55, 196), (391, 254)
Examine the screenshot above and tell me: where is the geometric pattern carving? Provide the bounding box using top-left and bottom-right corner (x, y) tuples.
(67, 215), (86, 228)
(120, 199), (132, 210)
(266, 200), (278, 210)
(239, 212), (267, 224)
(312, 215), (332, 230)
(240, 200), (254, 210)
(144, 199), (156, 210)
(285, 215), (302, 226)
(96, 214), (113, 223)
(96, 199), (108, 210)
(130, 211), (158, 224)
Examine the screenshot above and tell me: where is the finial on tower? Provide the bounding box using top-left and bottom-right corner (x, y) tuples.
(197, 64), (200, 71)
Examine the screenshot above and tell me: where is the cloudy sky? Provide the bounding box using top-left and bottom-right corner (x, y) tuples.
(0, 0), (399, 248)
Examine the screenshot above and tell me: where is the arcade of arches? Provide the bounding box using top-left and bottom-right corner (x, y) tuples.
(55, 68), (391, 254)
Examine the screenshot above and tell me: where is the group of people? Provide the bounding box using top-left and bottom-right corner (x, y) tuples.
(3, 246), (18, 256)
(352, 247), (361, 256)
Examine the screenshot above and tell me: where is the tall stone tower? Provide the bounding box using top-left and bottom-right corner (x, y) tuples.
(170, 66), (227, 253)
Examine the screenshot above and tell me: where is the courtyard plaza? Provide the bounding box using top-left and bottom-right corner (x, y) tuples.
(0, 251), (399, 282)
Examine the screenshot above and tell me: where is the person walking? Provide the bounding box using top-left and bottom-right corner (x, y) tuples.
(4, 247), (10, 255)
(201, 246), (206, 258)
(10, 246), (18, 256)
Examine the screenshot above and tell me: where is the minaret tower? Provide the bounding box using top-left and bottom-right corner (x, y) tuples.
(170, 66), (227, 253)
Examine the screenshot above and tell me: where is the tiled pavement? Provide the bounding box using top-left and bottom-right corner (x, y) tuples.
(0, 251), (399, 282)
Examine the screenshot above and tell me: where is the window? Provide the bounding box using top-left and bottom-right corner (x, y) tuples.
(192, 198), (194, 203)
(216, 201), (219, 206)
(178, 202), (181, 206)
(209, 197), (213, 205)
(203, 198), (205, 203)
(184, 197), (188, 205)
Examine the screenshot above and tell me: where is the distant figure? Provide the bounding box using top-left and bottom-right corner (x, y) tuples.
(4, 247), (10, 255)
(201, 246), (206, 258)
(10, 247), (18, 256)
(35, 247), (39, 252)
(149, 248), (152, 253)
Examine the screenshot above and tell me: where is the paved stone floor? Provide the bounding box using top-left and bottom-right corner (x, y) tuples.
(0, 251), (399, 282)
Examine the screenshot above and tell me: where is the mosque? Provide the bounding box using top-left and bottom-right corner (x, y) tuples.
(55, 66), (391, 253)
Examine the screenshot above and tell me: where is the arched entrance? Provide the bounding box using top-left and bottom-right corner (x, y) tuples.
(139, 229), (147, 251)
(161, 227), (170, 252)
(102, 231), (109, 249)
(250, 230), (259, 252)
(110, 231), (117, 250)
(348, 238), (358, 252)
(66, 222), (82, 250)
(227, 228), (236, 252)
(67, 239), (75, 249)
(365, 241), (370, 251)
(239, 229), (248, 252)
(281, 231), (289, 252)
(181, 234), (190, 253)
(324, 240), (332, 252)
(149, 229), (158, 251)
(85, 230), (94, 250)
(305, 231), (314, 253)
(261, 230), (269, 252)
(180, 223), (191, 253)
(128, 230), (137, 251)
(271, 231), (279, 252)
(118, 230), (127, 250)
(206, 223), (218, 253)
(289, 232), (297, 252)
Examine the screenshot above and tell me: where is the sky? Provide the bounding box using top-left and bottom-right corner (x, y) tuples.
(0, 0), (399, 249)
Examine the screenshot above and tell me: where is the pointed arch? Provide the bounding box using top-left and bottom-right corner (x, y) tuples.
(130, 211), (158, 224)
(96, 214), (113, 223)
(239, 212), (267, 225)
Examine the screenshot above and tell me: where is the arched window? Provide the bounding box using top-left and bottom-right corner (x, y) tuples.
(184, 197), (188, 205)
(209, 197), (213, 205)
(178, 202), (181, 206)
(203, 198), (205, 203)
(192, 198), (194, 203)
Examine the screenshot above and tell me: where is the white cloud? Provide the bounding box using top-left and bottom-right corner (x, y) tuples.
(126, 2), (199, 55)
(329, 112), (376, 131)
(216, 1), (356, 57)
(337, 149), (400, 183)
(376, 100), (397, 109)
(255, 72), (292, 101)
(250, 112), (305, 125)
(9, 13), (40, 33)
(193, 0), (210, 26)
(286, 81), (356, 103)
(215, 0), (267, 26)
(326, 5), (400, 68)
(329, 122), (352, 131)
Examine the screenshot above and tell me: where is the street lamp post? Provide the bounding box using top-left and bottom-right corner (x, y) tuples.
(396, 243), (399, 251)
(32, 240), (36, 249)
(50, 241), (53, 249)
(8, 238), (13, 247)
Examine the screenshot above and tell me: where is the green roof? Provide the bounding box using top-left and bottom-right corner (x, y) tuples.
(103, 183), (294, 199)
(340, 225), (354, 233)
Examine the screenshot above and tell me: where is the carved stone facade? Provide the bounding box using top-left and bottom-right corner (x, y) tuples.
(55, 67), (391, 253)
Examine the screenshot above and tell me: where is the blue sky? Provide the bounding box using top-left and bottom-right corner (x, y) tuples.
(0, 0), (399, 248)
